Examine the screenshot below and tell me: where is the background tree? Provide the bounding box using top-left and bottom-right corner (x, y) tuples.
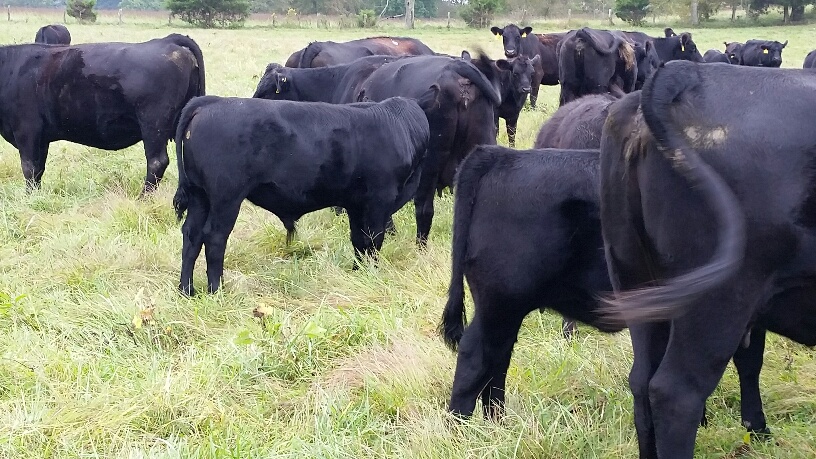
(460, 0), (502, 28)
(749, 0), (813, 22)
(615, 0), (649, 25)
(166, 0), (250, 27)
(67, 0), (98, 22)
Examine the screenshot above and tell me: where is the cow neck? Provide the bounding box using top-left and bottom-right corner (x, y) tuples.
(294, 65), (347, 102)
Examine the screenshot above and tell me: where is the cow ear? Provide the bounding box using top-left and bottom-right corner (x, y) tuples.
(530, 54), (541, 66)
(782, 40), (788, 48)
(664, 27), (676, 37)
(680, 33), (692, 45)
(645, 40), (653, 52)
(461, 50), (472, 61)
(522, 26), (533, 37)
(490, 26), (502, 37)
(496, 59), (512, 71)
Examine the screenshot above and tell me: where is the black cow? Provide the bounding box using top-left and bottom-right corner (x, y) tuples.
(600, 62), (816, 458)
(440, 146), (623, 419)
(255, 53), (501, 245)
(253, 56), (403, 104)
(557, 27), (637, 106)
(724, 42), (744, 64)
(464, 51), (539, 147)
(173, 95), (430, 295)
(619, 29), (702, 65)
(804, 49), (816, 68)
(287, 36), (435, 68)
(535, 31), (568, 86)
(739, 39), (787, 67)
(34, 24), (71, 45)
(354, 54), (502, 244)
(491, 24), (564, 107)
(0, 34), (205, 193)
(703, 49), (730, 63)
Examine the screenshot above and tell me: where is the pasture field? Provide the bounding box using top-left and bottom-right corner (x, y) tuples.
(1, 12), (816, 458)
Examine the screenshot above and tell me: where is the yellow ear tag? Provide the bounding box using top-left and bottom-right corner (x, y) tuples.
(763, 49), (769, 54)
(495, 34), (500, 41)
(276, 88), (280, 93)
(282, 77), (286, 82)
(185, 130), (191, 140)
(743, 432), (751, 445)
(522, 32), (527, 38)
(681, 45), (685, 52)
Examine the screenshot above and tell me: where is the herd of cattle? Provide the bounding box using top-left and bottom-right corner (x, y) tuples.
(3, 21), (815, 458)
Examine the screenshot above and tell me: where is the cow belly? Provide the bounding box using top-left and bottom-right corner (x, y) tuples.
(55, 84), (142, 150)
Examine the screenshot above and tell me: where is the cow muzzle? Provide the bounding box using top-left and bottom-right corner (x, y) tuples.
(504, 49), (517, 57)
(521, 86), (531, 93)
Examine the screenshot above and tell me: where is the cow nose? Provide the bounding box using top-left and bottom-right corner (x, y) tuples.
(522, 86), (531, 93)
(505, 48), (516, 55)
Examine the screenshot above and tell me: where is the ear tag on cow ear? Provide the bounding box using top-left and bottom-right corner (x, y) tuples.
(763, 49), (769, 54)
(522, 32), (527, 38)
(276, 88), (280, 93)
(185, 130), (191, 140)
(495, 34), (501, 41)
(282, 77), (287, 82)
(681, 45), (685, 52)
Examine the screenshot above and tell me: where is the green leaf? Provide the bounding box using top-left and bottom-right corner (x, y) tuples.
(302, 321), (326, 340)
(234, 329), (254, 345)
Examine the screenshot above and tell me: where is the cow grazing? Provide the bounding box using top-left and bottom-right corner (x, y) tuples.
(703, 49), (731, 63)
(557, 27), (637, 106)
(464, 51), (539, 147)
(173, 95), (430, 295)
(804, 49), (816, 68)
(440, 146), (623, 419)
(724, 41), (744, 64)
(739, 39), (787, 67)
(256, 53), (501, 245)
(287, 36), (435, 68)
(0, 34), (205, 193)
(600, 62), (816, 458)
(34, 24), (71, 44)
(491, 24), (565, 107)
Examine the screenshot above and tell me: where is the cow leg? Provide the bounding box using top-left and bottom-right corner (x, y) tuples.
(348, 208), (387, 266)
(561, 317), (578, 340)
(414, 149), (443, 247)
(179, 190), (209, 296)
(140, 132), (170, 196)
(649, 313), (748, 459)
(733, 327), (770, 437)
(385, 215), (397, 235)
(449, 293), (524, 419)
(628, 323), (670, 459)
(506, 115), (519, 148)
(202, 199), (243, 293)
(18, 134), (49, 190)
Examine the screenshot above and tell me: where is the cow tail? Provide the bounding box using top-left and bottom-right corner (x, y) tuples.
(165, 34), (206, 96)
(604, 64), (747, 325)
(576, 27), (619, 55)
(438, 146), (494, 351)
(173, 97), (214, 221)
(451, 56), (501, 106)
(298, 42), (322, 68)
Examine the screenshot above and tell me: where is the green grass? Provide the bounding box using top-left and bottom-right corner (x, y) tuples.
(1, 12), (816, 458)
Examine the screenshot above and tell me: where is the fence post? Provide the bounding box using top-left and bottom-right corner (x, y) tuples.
(446, 11), (450, 30)
(168, 13), (172, 25)
(271, 12), (275, 27)
(567, 8), (571, 26)
(63, 10), (66, 22)
(118, 9), (122, 24)
(7, 5), (10, 22)
(608, 8), (614, 25)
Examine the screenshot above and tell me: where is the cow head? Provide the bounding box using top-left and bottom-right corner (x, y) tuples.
(490, 24), (533, 58)
(497, 54), (540, 96)
(664, 27), (676, 38)
(634, 41), (659, 88)
(760, 40), (787, 67)
(724, 42), (743, 65)
(670, 32), (704, 62)
(253, 63), (292, 99)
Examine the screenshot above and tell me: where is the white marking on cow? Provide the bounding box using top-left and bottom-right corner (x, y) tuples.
(391, 39), (399, 46)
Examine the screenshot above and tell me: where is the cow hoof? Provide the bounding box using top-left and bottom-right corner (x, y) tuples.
(748, 427), (772, 442)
